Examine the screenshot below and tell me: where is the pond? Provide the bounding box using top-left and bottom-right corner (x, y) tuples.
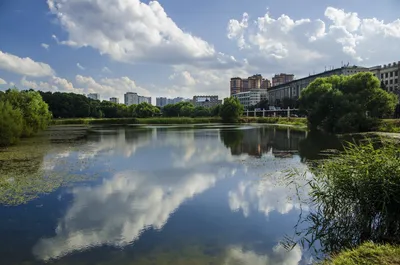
(0, 124), (343, 265)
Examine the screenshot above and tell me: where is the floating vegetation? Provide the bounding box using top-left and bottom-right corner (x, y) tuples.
(0, 125), (96, 206)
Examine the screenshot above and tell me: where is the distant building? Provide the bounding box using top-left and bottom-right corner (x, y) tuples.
(124, 92), (138, 106)
(232, 89), (268, 110)
(268, 66), (369, 105)
(138, 96), (152, 104)
(193, 95), (222, 108)
(272, 73), (295, 87)
(261, 79), (272, 89)
(87, 93), (100, 100)
(156, 97), (168, 107)
(230, 75), (271, 96)
(156, 97), (190, 107)
(248, 74), (263, 89)
(369, 61), (399, 93)
(110, 97), (119, 104)
(230, 77), (242, 96)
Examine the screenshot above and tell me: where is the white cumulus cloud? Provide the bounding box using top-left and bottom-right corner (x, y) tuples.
(0, 50), (54, 77)
(47, 0), (216, 65)
(227, 7), (400, 76)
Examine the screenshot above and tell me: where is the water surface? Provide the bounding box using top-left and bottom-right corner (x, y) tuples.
(0, 124), (319, 265)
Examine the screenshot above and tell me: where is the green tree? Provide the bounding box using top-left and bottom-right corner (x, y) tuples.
(135, 102), (160, 118)
(219, 97), (244, 123)
(180, 104), (195, 117)
(3, 89), (52, 137)
(299, 73), (397, 133)
(0, 101), (24, 146)
(193, 106), (210, 117)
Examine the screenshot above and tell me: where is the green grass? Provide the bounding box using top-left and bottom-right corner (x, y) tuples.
(51, 117), (223, 125)
(241, 116), (308, 126)
(376, 119), (400, 133)
(322, 242), (400, 265)
(51, 117), (309, 126)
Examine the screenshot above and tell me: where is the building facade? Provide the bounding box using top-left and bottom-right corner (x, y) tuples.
(193, 95), (222, 108)
(232, 89), (268, 110)
(156, 97), (168, 107)
(272, 73), (295, 87)
(230, 75), (271, 96)
(138, 96), (152, 104)
(87, 93), (100, 100)
(109, 97), (119, 104)
(124, 92), (138, 106)
(369, 61), (399, 93)
(230, 77), (242, 96)
(268, 66), (369, 105)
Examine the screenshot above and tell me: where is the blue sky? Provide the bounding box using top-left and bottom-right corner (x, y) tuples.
(0, 0), (399, 102)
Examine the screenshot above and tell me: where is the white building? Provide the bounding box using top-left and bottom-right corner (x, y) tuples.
(369, 61), (399, 92)
(124, 92), (138, 106)
(87, 93), (100, 100)
(156, 97), (168, 107)
(110, 97), (119, 104)
(233, 89), (268, 109)
(138, 96), (152, 104)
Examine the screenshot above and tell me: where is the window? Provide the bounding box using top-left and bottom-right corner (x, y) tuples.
(390, 80), (393, 84)
(386, 73), (389, 78)
(396, 71), (399, 76)
(395, 79), (398, 84)
(390, 72), (394, 77)
(385, 80), (388, 85)
(381, 73), (384, 79)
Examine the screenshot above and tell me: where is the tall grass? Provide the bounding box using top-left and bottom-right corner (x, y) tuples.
(284, 141), (400, 256)
(322, 242), (400, 265)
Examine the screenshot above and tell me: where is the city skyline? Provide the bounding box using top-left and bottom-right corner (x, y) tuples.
(0, 1), (400, 101)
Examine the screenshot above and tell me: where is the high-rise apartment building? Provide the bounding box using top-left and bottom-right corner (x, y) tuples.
(156, 97), (168, 107)
(87, 93), (100, 100)
(261, 79), (272, 89)
(110, 97), (119, 104)
(138, 96), (152, 104)
(272, 73), (295, 87)
(230, 75), (270, 96)
(230, 77), (242, 96)
(248, 74), (263, 89)
(124, 92), (138, 106)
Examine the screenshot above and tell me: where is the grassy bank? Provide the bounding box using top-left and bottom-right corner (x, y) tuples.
(377, 119), (400, 133)
(241, 116), (308, 126)
(52, 117), (308, 126)
(322, 242), (400, 265)
(51, 117), (223, 125)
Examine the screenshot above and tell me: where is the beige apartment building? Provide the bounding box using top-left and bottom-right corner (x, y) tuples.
(230, 74), (271, 96)
(369, 61), (399, 92)
(272, 73), (295, 87)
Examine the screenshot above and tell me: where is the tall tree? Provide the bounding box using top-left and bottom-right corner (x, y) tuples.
(300, 73), (397, 133)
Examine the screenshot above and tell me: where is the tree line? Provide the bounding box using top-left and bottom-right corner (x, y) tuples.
(0, 88), (244, 146)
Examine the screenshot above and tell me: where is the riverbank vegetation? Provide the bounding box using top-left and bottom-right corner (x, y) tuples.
(0, 89), (51, 147)
(284, 140), (400, 263)
(322, 242), (400, 265)
(300, 72), (398, 133)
